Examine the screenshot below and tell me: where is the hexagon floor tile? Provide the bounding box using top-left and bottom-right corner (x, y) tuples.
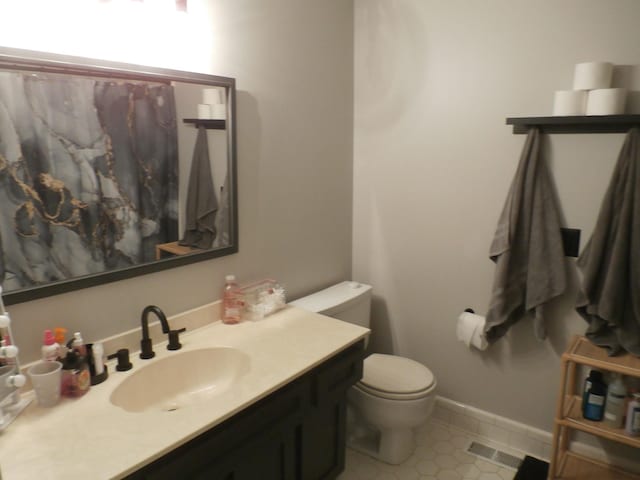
(337, 419), (518, 480)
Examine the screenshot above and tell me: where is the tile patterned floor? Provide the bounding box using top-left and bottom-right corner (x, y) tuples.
(337, 418), (518, 480)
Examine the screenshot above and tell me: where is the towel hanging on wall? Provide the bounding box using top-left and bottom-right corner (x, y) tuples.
(484, 128), (568, 343)
(576, 128), (640, 356)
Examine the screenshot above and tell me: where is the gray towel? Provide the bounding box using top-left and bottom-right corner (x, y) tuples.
(484, 128), (568, 342)
(179, 126), (218, 249)
(576, 128), (640, 356)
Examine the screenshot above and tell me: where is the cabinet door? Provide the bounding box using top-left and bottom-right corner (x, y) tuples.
(204, 428), (300, 480)
(301, 398), (347, 480)
(302, 341), (364, 480)
(135, 379), (307, 480)
(194, 426), (299, 480)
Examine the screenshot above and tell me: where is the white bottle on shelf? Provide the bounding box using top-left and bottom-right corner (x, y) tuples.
(604, 374), (627, 428)
(625, 393), (640, 436)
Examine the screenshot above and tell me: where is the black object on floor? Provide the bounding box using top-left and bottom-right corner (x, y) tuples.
(514, 455), (549, 480)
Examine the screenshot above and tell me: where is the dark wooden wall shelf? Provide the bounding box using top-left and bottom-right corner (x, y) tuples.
(506, 115), (640, 134)
(183, 118), (226, 129)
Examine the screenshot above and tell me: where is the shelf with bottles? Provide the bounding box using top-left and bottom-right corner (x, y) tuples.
(559, 394), (640, 448)
(549, 335), (640, 479)
(555, 452), (640, 480)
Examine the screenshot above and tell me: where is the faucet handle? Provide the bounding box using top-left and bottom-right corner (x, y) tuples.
(108, 349), (133, 371)
(167, 328), (186, 351)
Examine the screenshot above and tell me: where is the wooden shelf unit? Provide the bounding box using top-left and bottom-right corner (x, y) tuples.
(183, 118), (226, 129)
(506, 114), (640, 134)
(549, 336), (640, 479)
(155, 241), (201, 260)
(555, 452), (640, 480)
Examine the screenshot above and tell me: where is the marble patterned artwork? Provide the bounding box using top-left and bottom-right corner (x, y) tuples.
(0, 71), (178, 291)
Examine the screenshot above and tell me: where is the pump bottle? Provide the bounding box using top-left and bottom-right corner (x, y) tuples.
(41, 329), (60, 362)
(222, 275), (243, 324)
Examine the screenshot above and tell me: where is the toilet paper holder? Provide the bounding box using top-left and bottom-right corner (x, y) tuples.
(457, 308), (489, 351)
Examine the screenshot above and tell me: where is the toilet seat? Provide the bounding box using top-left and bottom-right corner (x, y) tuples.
(356, 354), (436, 401)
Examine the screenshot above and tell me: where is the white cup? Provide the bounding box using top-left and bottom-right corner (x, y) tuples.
(28, 361), (62, 407)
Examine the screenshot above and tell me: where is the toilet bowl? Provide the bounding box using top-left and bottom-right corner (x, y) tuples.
(347, 353), (436, 464)
(289, 281), (437, 464)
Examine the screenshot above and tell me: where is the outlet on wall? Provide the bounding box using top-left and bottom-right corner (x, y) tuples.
(561, 228), (581, 257)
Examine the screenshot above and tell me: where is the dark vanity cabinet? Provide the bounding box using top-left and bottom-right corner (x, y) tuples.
(125, 340), (364, 480)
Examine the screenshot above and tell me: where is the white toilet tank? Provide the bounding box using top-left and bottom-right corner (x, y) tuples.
(289, 281), (372, 328)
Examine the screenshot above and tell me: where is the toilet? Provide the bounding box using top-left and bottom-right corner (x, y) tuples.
(289, 281), (437, 464)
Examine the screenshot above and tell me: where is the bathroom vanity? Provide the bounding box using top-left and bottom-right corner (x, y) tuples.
(0, 305), (368, 480)
(127, 340), (363, 480)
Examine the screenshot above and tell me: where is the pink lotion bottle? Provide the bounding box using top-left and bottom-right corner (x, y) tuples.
(222, 275), (243, 324)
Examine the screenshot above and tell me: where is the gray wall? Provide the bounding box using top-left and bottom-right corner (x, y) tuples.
(353, 0), (640, 432)
(0, 0), (354, 363)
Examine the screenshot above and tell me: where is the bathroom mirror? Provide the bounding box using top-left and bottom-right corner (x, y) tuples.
(0, 47), (238, 305)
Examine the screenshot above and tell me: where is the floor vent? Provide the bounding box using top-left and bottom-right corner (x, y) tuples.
(466, 441), (523, 470)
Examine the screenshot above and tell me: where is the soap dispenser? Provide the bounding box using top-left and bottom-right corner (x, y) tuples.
(222, 275), (243, 324)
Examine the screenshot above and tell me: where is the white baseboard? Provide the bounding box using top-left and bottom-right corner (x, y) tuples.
(433, 396), (640, 473)
(433, 396), (552, 461)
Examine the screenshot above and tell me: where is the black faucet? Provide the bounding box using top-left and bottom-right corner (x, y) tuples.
(140, 305), (187, 359)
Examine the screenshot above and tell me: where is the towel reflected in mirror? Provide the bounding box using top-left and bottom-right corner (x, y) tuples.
(179, 126), (218, 250)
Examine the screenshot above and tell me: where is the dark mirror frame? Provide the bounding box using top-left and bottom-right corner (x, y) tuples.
(0, 47), (238, 306)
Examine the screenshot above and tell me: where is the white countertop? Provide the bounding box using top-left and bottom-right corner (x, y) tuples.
(0, 305), (368, 480)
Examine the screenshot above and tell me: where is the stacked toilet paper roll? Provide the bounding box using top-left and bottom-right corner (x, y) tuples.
(552, 61), (626, 116)
(456, 311), (488, 351)
(586, 88), (626, 115)
(197, 87), (226, 120)
(573, 61), (613, 90)
(553, 90), (587, 116)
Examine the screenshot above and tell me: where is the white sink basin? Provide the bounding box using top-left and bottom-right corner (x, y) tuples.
(110, 347), (250, 413)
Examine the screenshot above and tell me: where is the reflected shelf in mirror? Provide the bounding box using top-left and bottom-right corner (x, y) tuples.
(183, 118), (226, 129)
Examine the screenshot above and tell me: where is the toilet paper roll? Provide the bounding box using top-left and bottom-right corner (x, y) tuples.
(197, 103), (212, 119)
(456, 312), (488, 351)
(210, 103), (227, 120)
(573, 61), (613, 90)
(553, 90), (587, 116)
(586, 88), (626, 115)
(203, 88), (222, 105)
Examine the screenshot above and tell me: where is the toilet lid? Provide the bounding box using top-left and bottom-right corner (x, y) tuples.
(359, 354), (435, 398)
